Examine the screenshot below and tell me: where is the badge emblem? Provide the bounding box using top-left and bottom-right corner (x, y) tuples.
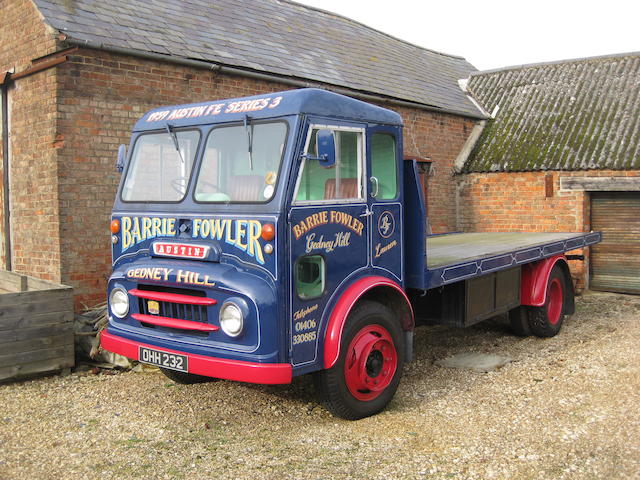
(148, 300), (160, 315)
(378, 211), (395, 239)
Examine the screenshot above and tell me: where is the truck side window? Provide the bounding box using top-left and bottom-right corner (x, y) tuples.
(371, 133), (397, 199)
(295, 128), (364, 202)
(295, 255), (325, 299)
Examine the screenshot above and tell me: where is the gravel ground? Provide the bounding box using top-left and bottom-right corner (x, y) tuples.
(1, 291), (639, 480)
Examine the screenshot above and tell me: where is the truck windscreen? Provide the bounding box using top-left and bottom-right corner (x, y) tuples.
(194, 122), (287, 203)
(121, 130), (200, 202)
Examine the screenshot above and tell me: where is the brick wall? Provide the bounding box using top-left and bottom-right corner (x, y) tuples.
(1, 0), (60, 279)
(398, 107), (477, 233)
(456, 169), (640, 289)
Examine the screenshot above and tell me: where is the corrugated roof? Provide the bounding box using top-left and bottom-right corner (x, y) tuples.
(31, 0), (483, 118)
(463, 52), (640, 172)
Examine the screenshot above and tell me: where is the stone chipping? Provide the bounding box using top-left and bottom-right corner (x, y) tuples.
(0, 291), (638, 479)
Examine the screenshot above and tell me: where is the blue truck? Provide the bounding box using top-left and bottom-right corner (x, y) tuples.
(102, 89), (601, 419)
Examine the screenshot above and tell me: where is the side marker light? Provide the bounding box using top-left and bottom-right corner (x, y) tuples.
(261, 223), (275, 241)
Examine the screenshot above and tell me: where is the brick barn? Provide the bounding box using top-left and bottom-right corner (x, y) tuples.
(0, 0), (485, 309)
(457, 53), (640, 293)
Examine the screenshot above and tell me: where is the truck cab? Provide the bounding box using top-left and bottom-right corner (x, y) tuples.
(103, 89), (412, 418)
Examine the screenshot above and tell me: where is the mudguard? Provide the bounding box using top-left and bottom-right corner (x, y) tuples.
(521, 255), (574, 313)
(323, 276), (413, 369)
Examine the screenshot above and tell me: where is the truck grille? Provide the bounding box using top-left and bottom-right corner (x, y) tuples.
(132, 285), (214, 337)
(138, 297), (208, 323)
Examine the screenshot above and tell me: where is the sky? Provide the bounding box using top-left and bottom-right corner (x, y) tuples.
(293, 0), (640, 71)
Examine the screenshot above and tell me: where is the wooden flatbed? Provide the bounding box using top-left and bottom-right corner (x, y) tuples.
(424, 232), (602, 289)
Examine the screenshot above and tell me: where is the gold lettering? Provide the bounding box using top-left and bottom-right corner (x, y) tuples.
(224, 219), (233, 244)
(374, 240), (398, 258)
(122, 216), (132, 250)
(166, 218), (176, 236)
(152, 217), (162, 238)
(130, 217), (141, 245)
(142, 217), (152, 242)
(236, 220), (247, 251)
(176, 270), (189, 283)
(210, 219), (226, 240)
(192, 218), (203, 237)
(247, 220), (261, 260)
(162, 268), (172, 281)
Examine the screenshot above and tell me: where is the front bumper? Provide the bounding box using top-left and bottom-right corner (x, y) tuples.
(101, 331), (292, 384)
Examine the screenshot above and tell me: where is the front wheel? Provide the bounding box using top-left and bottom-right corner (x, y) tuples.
(314, 301), (404, 420)
(527, 265), (569, 337)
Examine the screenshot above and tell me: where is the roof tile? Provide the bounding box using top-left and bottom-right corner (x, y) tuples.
(33, 0), (483, 118)
(464, 53), (640, 172)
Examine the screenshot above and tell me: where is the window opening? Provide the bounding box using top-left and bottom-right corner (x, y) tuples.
(122, 130), (200, 202)
(195, 122), (287, 203)
(294, 127), (364, 203)
(295, 255), (325, 299)
(371, 134), (397, 199)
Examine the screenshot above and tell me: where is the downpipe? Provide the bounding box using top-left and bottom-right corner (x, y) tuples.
(1, 81), (11, 270)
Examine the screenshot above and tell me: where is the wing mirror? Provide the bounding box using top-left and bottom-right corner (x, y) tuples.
(301, 129), (336, 168)
(316, 129), (336, 168)
(116, 144), (127, 172)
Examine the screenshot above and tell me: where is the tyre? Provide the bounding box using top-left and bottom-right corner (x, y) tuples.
(314, 301), (404, 420)
(527, 265), (568, 337)
(509, 306), (531, 336)
(160, 367), (215, 384)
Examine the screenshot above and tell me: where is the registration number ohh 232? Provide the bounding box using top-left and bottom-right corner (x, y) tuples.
(139, 346), (188, 372)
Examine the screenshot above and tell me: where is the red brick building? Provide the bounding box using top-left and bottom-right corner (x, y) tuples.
(0, 0), (485, 308)
(458, 53), (640, 293)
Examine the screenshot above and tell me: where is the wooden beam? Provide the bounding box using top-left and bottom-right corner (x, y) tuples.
(560, 176), (640, 191)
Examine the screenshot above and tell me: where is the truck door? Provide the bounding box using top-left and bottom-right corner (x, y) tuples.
(289, 123), (369, 369)
(368, 129), (403, 282)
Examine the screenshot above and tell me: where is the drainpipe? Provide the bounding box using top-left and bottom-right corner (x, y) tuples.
(1, 75), (11, 270)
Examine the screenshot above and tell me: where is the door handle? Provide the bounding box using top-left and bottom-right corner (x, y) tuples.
(370, 176), (379, 198)
(360, 207), (373, 218)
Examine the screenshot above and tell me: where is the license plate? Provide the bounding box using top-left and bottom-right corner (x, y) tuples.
(139, 346), (188, 372)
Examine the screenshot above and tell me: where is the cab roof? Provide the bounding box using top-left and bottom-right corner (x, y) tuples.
(133, 88), (403, 131)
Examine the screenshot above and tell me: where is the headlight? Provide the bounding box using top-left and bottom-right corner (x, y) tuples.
(109, 288), (129, 318)
(219, 302), (244, 337)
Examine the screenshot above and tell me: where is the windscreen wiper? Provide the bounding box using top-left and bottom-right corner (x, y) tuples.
(244, 114), (254, 170)
(165, 123), (185, 164)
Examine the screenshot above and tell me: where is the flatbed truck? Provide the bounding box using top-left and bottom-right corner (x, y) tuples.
(101, 89), (601, 419)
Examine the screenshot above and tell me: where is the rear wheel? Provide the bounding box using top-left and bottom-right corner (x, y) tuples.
(159, 368), (215, 384)
(314, 301), (404, 420)
(528, 266), (569, 337)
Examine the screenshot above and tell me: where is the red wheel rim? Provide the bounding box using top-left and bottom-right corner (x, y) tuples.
(344, 324), (398, 401)
(546, 278), (563, 325)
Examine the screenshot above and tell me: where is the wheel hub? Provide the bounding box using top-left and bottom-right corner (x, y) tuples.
(344, 324), (398, 401)
(366, 350), (383, 377)
(547, 277), (563, 325)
